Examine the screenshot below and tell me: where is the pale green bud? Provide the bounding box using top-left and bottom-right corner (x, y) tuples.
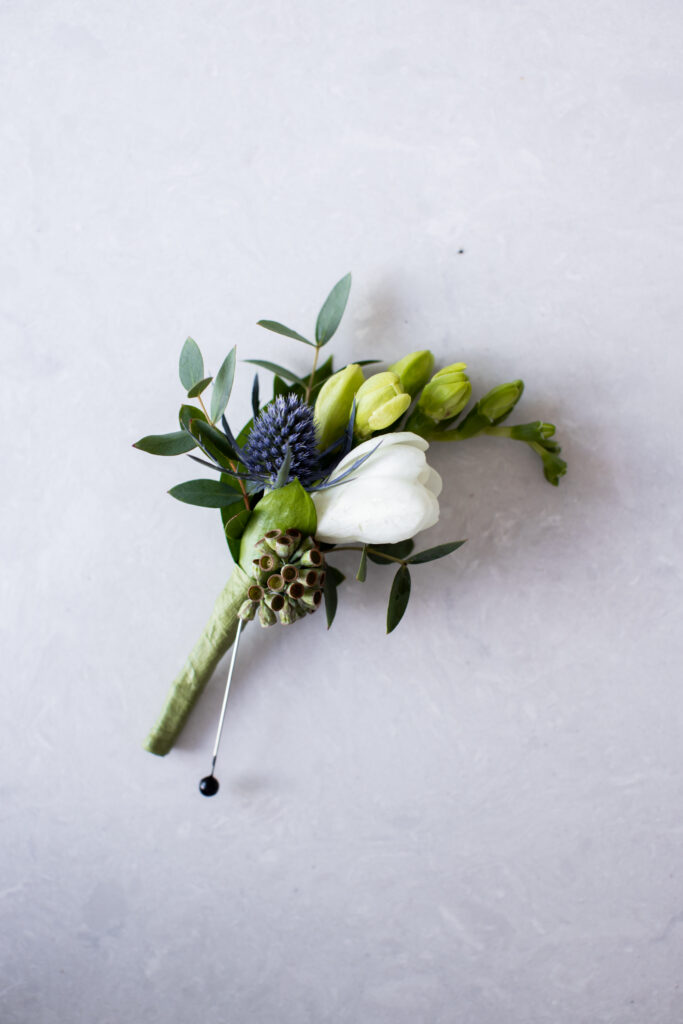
(314, 363), (365, 450)
(354, 371), (412, 439)
(388, 350), (435, 397)
(258, 603), (277, 627)
(477, 380), (524, 422)
(417, 363), (471, 421)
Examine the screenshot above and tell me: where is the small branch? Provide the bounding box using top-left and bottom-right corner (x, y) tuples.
(304, 345), (321, 404)
(330, 545), (406, 565)
(198, 394), (212, 423)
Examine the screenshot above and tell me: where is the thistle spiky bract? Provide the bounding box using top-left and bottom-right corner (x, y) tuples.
(243, 394), (321, 487)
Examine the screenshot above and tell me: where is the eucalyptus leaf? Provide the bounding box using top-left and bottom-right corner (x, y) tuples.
(407, 541), (466, 564)
(168, 479), (245, 508)
(367, 539), (415, 564)
(322, 565), (346, 630)
(273, 374), (304, 400)
(178, 403), (208, 432)
(179, 337), (204, 391)
(187, 376), (213, 398)
(133, 431), (197, 456)
(386, 565), (411, 634)
(210, 347), (236, 423)
(315, 273), (351, 346)
(191, 419), (240, 462)
(356, 546), (368, 582)
(244, 359), (304, 384)
(256, 320), (315, 347)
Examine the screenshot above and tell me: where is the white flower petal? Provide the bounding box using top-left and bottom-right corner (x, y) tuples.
(419, 465), (443, 497)
(315, 478), (439, 544)
(334, 431), (428, 476)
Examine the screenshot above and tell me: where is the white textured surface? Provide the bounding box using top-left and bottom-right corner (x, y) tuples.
(2, 2), (683, 1021)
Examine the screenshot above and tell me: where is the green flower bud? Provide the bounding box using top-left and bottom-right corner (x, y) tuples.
(299, 547), (324, 568)
(354, 371), (412, 439)
(417, 363), (471, 422)
(388, 350), (435, 397)
(314, 363), (365, 450)
(258, 603), (277, 627)
(298, 589), (323, 611)
(264, 592), (286, 612)
(238, 600), (257, 622)
(477, 380), (524, 422)
(278, 602), (297, 625)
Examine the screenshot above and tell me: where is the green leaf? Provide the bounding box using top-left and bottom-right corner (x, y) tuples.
(356, 545), (368, 582)
(179, 337), (204, 391)
(273, 374), (304, 401)
(322, 565), (345, 629)
(190, 419), (240, 462)
(178, 403), (208, 432)
(133, 431), (196, 456)
(367, 539), (415, 564)
(168, 479), (245, 508)
(256, 320), (315, 347)
(210, 347), (236, 423)
(387, 565), (411, 634)
(315, 273), (351, 346)
(186, 376), (213, 398)
(244, 359), (304, 385)
(407, 541), (466, 564)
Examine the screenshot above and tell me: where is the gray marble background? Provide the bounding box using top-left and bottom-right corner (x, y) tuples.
(3, 1), (683, 1021)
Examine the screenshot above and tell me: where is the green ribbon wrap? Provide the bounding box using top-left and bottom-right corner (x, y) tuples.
(144, 565), (251, 756)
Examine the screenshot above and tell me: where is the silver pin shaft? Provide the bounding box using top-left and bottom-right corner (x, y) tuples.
(210, 618), (244, 773)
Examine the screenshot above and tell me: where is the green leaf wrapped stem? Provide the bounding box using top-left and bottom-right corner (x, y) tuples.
(144, 565), (251, 756)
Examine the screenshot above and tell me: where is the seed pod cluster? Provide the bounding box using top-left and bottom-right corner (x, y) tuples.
(238, 529), (325, 627)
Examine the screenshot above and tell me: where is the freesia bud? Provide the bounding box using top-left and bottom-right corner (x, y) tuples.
(417, 363), (471, 421)
(477, 380), (524, 422)
(354, 372), (412, 439)
(314, 363), (365, 450)
(388, 350), (434, 397)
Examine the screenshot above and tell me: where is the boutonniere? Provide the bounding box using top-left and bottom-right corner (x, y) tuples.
(135, 274), (566, 794)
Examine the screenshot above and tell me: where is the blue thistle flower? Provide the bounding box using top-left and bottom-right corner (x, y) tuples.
(243, 394), (321, 487)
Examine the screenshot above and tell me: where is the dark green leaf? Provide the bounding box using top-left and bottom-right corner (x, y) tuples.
(251, 374), (260, 419)
(178, 403), (208, 432)
(187, 376), (213, 398)
(133, 431), (196, 456)
(315, 273), (351, 346)
(356, 546), (368, 582)
(179, 337), (204, 391)
(191, 419), (240, 462)
(273, 374), (304, 400)
(244, 359), (304, 384)
(387, 565), (411, 634)
(256, 320), (315, 347)
(407, 541), (466, 564)
(322, 565), (345, 629)
(210, 347), (236, 423)
(367, 539), (415, 564)
(168, 479), (245, 508)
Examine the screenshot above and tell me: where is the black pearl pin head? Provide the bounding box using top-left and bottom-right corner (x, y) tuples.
(199, 775), (219, 797)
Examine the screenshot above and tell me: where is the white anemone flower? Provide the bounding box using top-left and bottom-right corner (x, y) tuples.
(312, 432), (443, 545)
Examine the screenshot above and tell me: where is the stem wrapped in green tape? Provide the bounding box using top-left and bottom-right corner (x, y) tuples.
(144, 565), (251, 756)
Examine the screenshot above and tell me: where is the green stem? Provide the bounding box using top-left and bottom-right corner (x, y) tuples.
(330, 545), (406, 565)
(144, 565), (251, 756)
(304, 345), (321, 404)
